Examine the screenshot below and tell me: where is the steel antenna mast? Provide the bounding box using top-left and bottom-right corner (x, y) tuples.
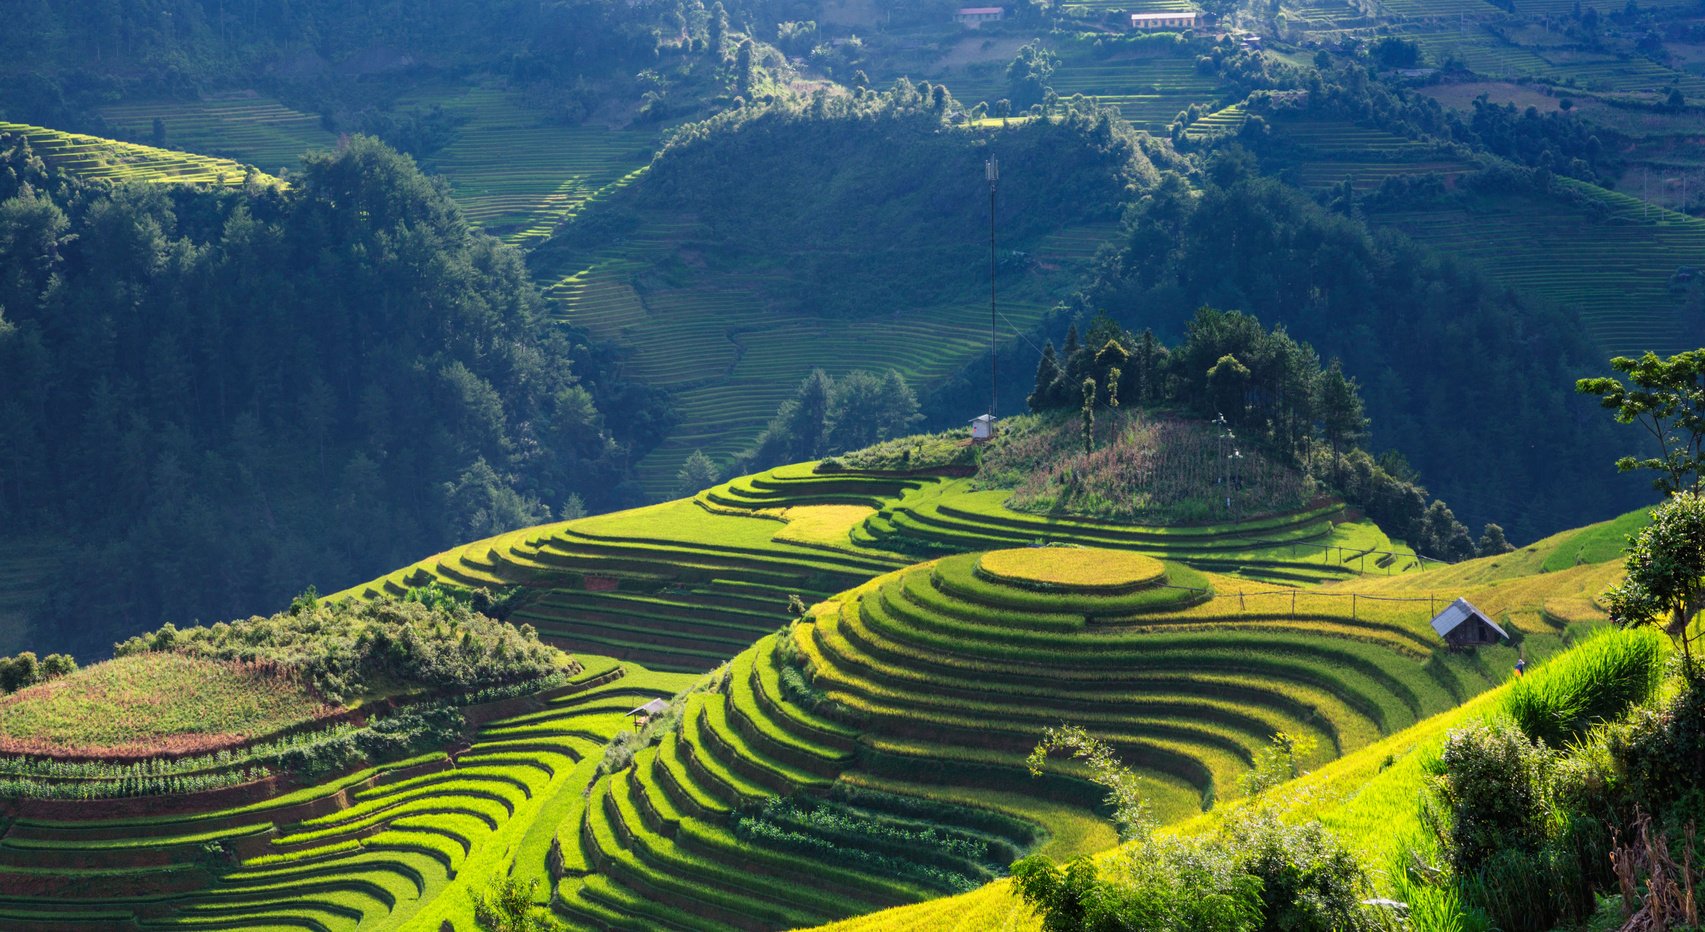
(987, 157), (1000, 418)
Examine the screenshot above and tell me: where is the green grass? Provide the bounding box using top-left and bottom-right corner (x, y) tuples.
(0, 121), (278, 187)
(391, 82), (656, 244)
(96, 96), (336, 176)
(1539, 505), (1652, 572)
(0, 654), (331, 759)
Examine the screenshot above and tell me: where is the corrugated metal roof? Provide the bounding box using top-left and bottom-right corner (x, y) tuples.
(1429, 597), (1509, 640)
(629, 698), (669, 716)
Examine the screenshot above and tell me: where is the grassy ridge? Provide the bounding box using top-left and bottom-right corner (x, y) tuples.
(0, 121), (277, 187)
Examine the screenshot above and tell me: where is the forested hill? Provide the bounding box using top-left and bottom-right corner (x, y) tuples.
(931, 156), (1645, 544)
(0, 0), (675, 124)
(0, 135), (671, 655)
(532, 88), (1157, 489)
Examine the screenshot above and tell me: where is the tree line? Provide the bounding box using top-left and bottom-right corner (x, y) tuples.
(0, 135), (671, 655)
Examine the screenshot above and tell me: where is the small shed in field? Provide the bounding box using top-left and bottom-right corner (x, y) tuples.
(970, 413), (998, 442)
(1429, 597), (1508, 648)
(629, 698), (668, 728)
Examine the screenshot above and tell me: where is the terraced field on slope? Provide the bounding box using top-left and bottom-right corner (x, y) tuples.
(343, 456), (1440, 677)
(394, 83), (657, 244)
(98, 96), (336, 176)
(550, 544), (1535, 929)
(535, 213), (1122, 496)
(1262, 117), (1478, 192)
(1372, 178), (1705, 357)
(807, 562), (1631, 932)
(0, 122), (276, 187)
(0, 658), (697, 931)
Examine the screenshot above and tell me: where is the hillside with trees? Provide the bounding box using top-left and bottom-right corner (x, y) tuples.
(0, 135), (670, 653)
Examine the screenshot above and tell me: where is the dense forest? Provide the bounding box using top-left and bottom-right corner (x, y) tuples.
(0, 135), (670, 654)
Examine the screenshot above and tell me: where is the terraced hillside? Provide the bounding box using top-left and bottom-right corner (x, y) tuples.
(1261, 117), (1478, 192)
(1372, 178), (1705, 356)
(535, 208), (1120, 496)
(1398, 25), (1705, 96)
(333, 494), (915, 673)
(1044, 51), (1231, 134)
(341, 450), (1431, 676)
(394, 83), (657, 244)
(551, 543), (1550, 929)
(0, 122), (276, 187)
(0, 657), (696, 931)
(97, 96), (336, 176)
(805, 525), (1637, 932)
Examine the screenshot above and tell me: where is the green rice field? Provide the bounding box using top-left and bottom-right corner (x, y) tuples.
(0, 122), (275, 187)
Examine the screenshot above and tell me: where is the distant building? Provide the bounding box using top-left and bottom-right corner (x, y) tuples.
(1429, 597), (1509, 648)
(1130, 11), (1199, 30)
(970, 413), (998, 442)
(955, 6), (1006, 25)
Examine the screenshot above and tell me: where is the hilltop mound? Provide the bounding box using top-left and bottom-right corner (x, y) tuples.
(0, 654), (332, 759)
(549, 544), (1521, 927)
(832, 409), (1315, 525)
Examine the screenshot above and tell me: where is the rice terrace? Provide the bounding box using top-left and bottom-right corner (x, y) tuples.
(3, 0), (1705, 930)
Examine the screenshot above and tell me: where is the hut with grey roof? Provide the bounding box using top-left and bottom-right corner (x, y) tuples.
(1429, 597), (1508, 648)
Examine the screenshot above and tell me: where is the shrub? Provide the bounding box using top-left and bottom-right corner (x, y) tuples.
(112, 594), (564, 703)
(1502, 627), (1667, 748)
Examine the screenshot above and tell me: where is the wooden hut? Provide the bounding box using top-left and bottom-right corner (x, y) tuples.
(629, 698), (668, 729)
(1429, 597), (1509, 648)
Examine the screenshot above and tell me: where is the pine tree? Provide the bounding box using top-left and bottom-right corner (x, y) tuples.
(676, 449), (721, 497)
(1317, 358), (1368, 458)
(708, 2), (728, 60)
(1081, 377), (1097, 455)
(1029, 342), (1061, 412)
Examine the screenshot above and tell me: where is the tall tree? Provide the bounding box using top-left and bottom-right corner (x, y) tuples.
(676, 450), (721, 498)
(1577, 349), (1705, 494)
(1317, 358), (1368, 459)
(1603, 491), (1705, 673)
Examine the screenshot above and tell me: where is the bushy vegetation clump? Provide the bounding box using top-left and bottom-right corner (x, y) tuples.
(0, 652), (334, 758)
(0, 649), (76, 694)
(1404, 626), (1696, 932)
(1016, 728), (1385, 931)
(112, 592), (565, 704)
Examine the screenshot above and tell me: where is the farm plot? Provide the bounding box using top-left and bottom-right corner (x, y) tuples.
(0, 122), (274, 187)
(393, 83), (657, 244)
(1265, 118), (1478, 191)
(1402, 26), (1705, 98)
(1372, 179), (1705, 357)
(555, 545), (1518, 927)
(535, 212), (1090, 498)
(0, 661), (696, 930)
(97, 96), (335, 175)
(333, 496), (913, 673)
(1045, 55), (1229, 133)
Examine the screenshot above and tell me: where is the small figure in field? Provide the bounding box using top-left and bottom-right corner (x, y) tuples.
(1514, 657), (1527, 678)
